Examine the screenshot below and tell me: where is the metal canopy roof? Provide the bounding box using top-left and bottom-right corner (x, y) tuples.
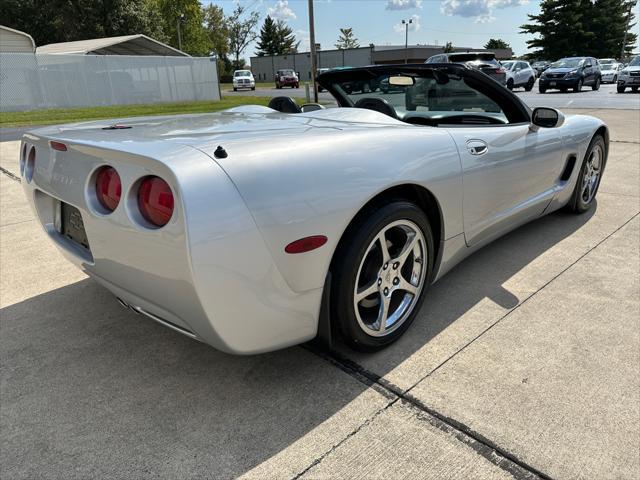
(36, 34), (189, 57)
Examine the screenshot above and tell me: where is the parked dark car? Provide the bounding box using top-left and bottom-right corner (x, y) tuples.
(532, 60), (550, 76)
(275, 69), (299, 89)
(538, 57), (601, 93)
(425, 52), (507, 85)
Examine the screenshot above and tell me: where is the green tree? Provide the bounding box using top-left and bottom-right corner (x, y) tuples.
(484, 38), (511, 50)
(227, 5), (260, 69)
(203, 4), (231, 74)
(520, 0), (636, 59)
(255, 16), (298, 56)
(335, 28), (359, 49)
(157, 0), (210, 56)
(0, 0), (167, 47)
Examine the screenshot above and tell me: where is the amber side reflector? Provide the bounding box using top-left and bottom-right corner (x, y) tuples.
(285, 235), (328, 254)
(50, 141), (67, 151)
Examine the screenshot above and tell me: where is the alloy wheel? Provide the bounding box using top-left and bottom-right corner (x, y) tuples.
(353, 219), (427, 337)
(581, 144), (603, 204)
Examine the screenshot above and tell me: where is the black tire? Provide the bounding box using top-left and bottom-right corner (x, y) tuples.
(233, 87), (237, 92)
(574, 79), (583, 92)
(613, 75), (617, 84)
(251, 87), (255, 91)
(539, 85), (547, 93)
(567, 135), (606, 214)
(592, 77), (600, 91)
(633, 87), (639, 92)
(506, 79), (514, 90)
(525, 77), (534, 91)
(331, 201), (434, 351)
(617, 85), (626, 93)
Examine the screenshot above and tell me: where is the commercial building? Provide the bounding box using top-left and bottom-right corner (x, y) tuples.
(250, 44), (514, 81)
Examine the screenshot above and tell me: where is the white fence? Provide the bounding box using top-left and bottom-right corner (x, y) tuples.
(0, 53), (220, 112)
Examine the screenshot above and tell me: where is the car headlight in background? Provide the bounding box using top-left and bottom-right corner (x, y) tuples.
(566, 69), (579, 78)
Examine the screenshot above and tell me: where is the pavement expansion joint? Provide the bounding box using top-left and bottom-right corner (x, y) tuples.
(0, 166), (20, 182)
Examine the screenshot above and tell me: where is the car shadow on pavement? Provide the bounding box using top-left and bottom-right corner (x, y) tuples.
(0, 203), (595, 478)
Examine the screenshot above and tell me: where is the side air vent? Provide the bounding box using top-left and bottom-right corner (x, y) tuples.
(560, 155), (577, 182)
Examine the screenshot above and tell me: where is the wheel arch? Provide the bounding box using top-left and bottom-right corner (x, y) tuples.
(328, 183), (444, 280)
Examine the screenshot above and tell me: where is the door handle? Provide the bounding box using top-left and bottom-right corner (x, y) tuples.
(466, 139), (488, 156)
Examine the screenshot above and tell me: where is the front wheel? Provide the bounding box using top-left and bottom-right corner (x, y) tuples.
(592, 77), (600, 91)
(539, 85), (547, 93)
(567, 135), (605, 214)
(617, 85), (626, 93)
(525, 77), (534, 91)
(331, 201), (434, 351)
(633, 87), (639, 92)
(506, 79), (514, 90)
(574, 79), (583, 92)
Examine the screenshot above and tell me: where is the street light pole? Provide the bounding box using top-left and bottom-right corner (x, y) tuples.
(620, 1), (635, 60)
(402, 19), (413, 64)
(177, 13), (185, 52)
(308, 0), (318, 102)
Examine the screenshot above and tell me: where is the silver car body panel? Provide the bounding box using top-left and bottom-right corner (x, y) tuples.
(21, 105), (606, 353)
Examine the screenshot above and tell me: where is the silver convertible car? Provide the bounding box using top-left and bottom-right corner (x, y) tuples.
(20, 64), (608, 354)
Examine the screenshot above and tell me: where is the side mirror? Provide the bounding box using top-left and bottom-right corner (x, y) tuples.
(531, 107), (565, 129)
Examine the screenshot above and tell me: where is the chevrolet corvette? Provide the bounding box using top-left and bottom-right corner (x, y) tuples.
(20, 64), (608, 353)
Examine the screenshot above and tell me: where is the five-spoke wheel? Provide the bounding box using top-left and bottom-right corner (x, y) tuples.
(331, 201), (433, 351)
(568, 134), (606, 213)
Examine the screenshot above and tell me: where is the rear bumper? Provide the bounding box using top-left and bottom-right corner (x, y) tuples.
(20, 133), (321, 354)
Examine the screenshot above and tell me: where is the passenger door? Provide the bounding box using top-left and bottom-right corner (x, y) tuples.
(583, 59), (595, 85)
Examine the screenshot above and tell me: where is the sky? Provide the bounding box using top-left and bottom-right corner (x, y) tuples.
(203, 0), (640, 58)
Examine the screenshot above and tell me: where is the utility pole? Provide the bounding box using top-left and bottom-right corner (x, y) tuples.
(620, 1), (636, 60)
(308, 0), (318, 102)
(177, 13), (185, 52)
(402, 19), (413, 64)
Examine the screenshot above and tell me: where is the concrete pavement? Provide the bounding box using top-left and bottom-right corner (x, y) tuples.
(1, 109), (639, 479)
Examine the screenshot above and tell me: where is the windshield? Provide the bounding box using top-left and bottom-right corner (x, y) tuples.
(551, 58), (584, 68)
(324, 69), (507, 125)
(234, 71), (251, 77)
(501, 61), (515, 70)
(630, 56), (640, 67)
(278, 70), (295, 76)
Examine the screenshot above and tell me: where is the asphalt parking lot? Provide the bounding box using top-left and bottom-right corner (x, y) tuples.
(226, 81), (640, 110)
(1, 106), (639, 479)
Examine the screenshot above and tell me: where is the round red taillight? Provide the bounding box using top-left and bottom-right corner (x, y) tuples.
(95, 166), (121, 212)
(137, 176), (174, 227)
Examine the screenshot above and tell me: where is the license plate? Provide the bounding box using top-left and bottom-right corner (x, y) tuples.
(549, 81), (556, 86)
(60, 202), (90, 249)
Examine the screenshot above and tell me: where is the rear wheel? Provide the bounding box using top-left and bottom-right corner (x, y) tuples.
(567, 135), (605, 214)
(331, 201), (434, 351)
(507, 79), (514, 90)
(617, 85), (626, 93)
(633, 87), (639, 92)
(592, 77), (600, 91)
(539, 85), (547, 93)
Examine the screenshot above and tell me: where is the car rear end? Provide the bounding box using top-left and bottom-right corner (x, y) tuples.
(19, 124), (320, 354)
(448, 53), (506, 85)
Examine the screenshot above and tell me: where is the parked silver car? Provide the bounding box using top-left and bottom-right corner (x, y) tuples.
(425, 52), (506, 85)
(20, 64), (607, 353)
(501, 60), (536, 91)
(617, 56), (640, 93)
(599, 62), (622, 84)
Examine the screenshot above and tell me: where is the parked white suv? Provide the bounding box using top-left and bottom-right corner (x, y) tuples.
(233, 70), (255, 91)
(617, 56), (640, 93)
(501, 60), (536, 91)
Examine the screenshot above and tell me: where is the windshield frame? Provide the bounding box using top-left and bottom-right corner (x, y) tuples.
(317, 63), (531, 124)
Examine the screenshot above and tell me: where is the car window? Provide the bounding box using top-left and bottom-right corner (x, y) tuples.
(551, 58), (584, 68)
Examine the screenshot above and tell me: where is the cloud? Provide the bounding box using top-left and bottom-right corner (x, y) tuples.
(393, 14), (421, 33)
(386, 0), (423, 10)
(440, 0), (527, 23)
(295, 29), (310, 51)
(268, 0), (296, 21)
